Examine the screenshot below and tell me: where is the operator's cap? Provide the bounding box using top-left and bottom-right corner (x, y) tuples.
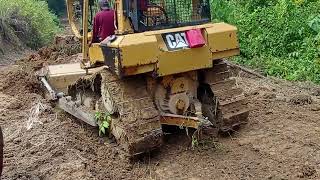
(99, 0), (110, 10)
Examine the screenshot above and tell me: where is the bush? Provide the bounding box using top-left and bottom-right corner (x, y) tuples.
(211, 0), (320, 83)
(0, 0), (60, 49)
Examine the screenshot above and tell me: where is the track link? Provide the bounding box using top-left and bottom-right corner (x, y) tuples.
(99, 71), (163, 156)
(204, 60), (249, 131)
(67, 70), (163, 156)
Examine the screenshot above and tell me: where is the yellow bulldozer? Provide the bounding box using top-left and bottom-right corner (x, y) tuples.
(38, 0), (249, 156)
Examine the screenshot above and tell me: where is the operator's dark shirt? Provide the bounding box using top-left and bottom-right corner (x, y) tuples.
(92, 9), (115, 43)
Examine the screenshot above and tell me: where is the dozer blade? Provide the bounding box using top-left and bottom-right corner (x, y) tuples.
(40, 63), (105, 94)
(58, 96), (97, 126)
(37, 63), (105, 126)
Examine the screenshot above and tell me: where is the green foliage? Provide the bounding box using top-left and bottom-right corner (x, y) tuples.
(191, 134), (199, 148)
(211, 0), (320, 83)
(46, 0), (66, 16)
(0, 0), (60, 48)
(95, 112), (111, 137)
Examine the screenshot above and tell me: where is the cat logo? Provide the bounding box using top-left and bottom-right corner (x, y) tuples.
(162, 32), (189, 51)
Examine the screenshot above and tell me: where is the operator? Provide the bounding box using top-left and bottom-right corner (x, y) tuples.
(92, 0), (116, 43)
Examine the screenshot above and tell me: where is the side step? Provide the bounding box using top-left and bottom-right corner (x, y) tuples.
(160, 113), (213, 129)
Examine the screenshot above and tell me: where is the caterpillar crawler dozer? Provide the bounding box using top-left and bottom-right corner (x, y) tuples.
(38, 0), (250, 156)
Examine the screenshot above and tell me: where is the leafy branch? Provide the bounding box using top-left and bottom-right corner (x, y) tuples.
(95, 112), (111, 137)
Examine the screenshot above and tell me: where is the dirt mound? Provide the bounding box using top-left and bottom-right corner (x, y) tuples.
(0, 35), (80, 109)
(290, 94), (313, 105)
(0, 66), (41, 108)
(20, 35), (81, 69)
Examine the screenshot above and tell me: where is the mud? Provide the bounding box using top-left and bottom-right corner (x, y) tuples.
(1, 38), (320, 179)
(0, 35), (80, 112)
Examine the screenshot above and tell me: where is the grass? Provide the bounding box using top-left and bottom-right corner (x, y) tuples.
(211, 0), (320, 83)
(0, 0), (60, 49)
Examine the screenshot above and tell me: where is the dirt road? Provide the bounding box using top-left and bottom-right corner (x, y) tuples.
(1, 43), (320, 179)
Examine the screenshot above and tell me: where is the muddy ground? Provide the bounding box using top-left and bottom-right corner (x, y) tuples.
(1, 39), (320, 180)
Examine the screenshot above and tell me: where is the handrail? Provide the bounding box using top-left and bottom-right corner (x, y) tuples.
(66, 0), (82, 39)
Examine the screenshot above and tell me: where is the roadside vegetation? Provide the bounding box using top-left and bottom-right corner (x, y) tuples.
(211, 0), (320, 83)
(0, 0), (60, 51)
(46, 0), (66, 16)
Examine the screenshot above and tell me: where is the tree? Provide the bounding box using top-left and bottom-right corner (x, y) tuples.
(46, 0), (66, 16)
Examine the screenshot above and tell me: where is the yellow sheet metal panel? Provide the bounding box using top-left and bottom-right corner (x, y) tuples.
(115, 0), (133, 34)
(122, 64), (155, 76)
(206, 23), (239, 53)
(157, 46), (212, 76)
(212, 49), (240, 60)
(100, 22), (240, 77)
(155, 34), (168, 51)
(119, 33), (159, 67)
(89, 44), (104, 64)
